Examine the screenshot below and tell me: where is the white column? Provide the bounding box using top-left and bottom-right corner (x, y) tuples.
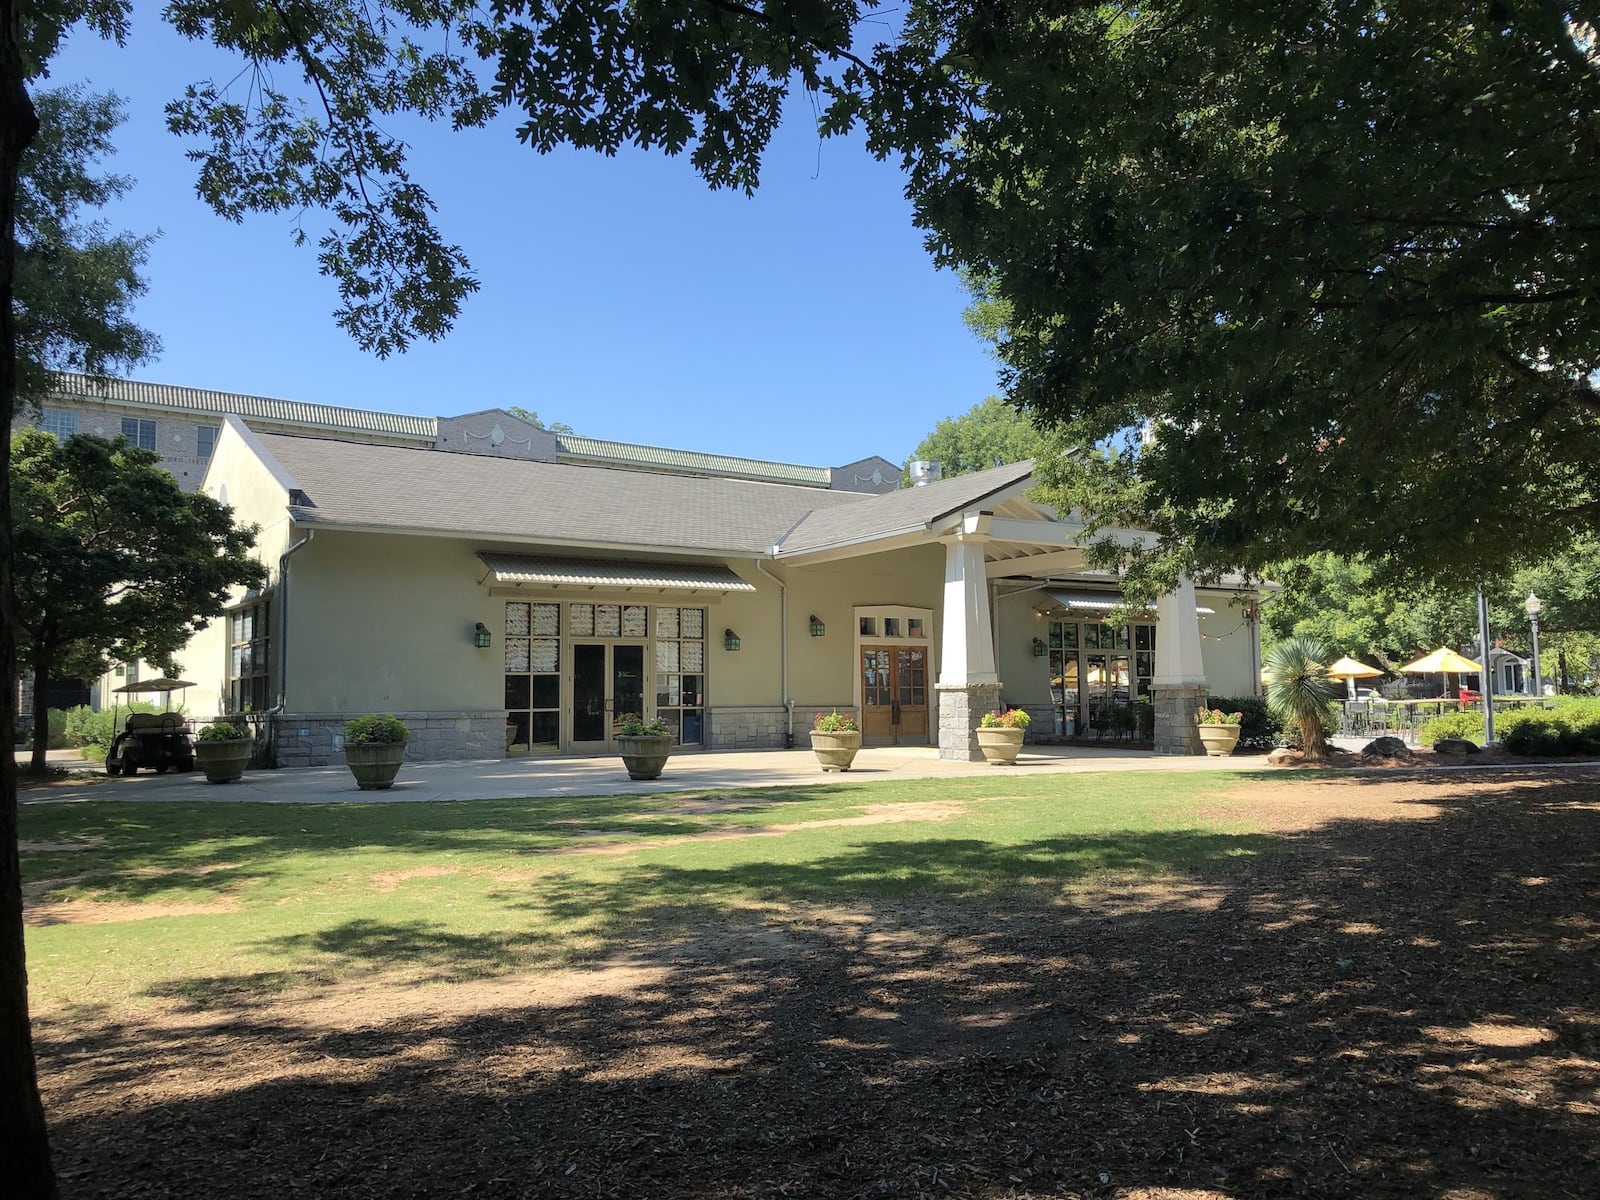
(938, 529), (998, 686)
(1153, 575), (1206, 686)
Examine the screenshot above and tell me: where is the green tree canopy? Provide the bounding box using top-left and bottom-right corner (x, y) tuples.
(862, 3), (1600, 593)
(907, 395), (1041, 479)
(11, 430), (266, 774)
(15, 84), (158, 404)
(1263, 543), (1600, 687)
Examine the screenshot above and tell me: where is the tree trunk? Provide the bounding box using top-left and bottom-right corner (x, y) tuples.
(0, 0), (57, 1190)
(27, 657), (49, 775)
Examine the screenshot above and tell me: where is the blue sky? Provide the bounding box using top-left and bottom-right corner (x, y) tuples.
(43, 17), (1002, 468)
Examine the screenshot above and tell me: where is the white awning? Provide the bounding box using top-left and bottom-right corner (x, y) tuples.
(479, 553), (755, 592)
(1045, 589), (1215, 616)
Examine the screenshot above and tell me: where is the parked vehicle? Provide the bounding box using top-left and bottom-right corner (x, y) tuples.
(104, 678), (196, 776)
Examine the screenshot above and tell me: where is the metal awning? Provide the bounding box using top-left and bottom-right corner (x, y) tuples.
(1045, 589), (1215, 616)
(479, 553), (755, 592)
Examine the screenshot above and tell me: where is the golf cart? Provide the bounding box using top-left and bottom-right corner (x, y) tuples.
(104, 678), (196, 777)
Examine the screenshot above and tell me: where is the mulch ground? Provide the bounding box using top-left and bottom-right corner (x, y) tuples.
(32, 768), (1600, 1199)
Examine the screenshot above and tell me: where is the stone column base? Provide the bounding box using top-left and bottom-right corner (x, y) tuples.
(1152, 684), (1208, 756)
(936, 681), (1002, 762)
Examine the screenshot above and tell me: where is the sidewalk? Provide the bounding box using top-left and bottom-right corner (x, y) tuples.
(16, 741), (1260, 805)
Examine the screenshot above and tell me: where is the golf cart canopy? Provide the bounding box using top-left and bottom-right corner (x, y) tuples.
(112, 678), (196, 694)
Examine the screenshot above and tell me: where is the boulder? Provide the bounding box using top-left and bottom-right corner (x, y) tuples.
(1433, 737), (1481, 757)
(1362, 736), (1414, 761)
(1267, 747), (1301, 766)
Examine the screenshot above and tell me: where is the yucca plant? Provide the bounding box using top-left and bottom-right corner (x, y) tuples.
(1263, 636), (1340, 759)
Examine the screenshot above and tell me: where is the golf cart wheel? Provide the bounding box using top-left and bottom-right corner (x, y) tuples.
(104, 757), (120, 777)
(177, 757), (195, 772)
(120, 758), (138, 776)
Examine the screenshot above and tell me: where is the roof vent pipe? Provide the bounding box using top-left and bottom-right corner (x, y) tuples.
(909, 460), (942, 487)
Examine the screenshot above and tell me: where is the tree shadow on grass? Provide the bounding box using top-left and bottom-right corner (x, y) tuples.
(33, 772), (1600, 1199)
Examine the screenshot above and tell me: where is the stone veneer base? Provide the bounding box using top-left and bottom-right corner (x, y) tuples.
(705, 706), (798, 750)
(936, 681), (1002, 762)
(1151, 684), (1209, 756)
(273, 712), (504, 767)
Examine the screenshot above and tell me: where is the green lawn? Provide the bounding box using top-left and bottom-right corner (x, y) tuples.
(21, 770), (1273, 1011)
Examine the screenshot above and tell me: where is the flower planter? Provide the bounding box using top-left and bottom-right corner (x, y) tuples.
(976, 726), (1025, 766)
(617, 733), (673, 780)
(345, 741), (407, 790)
(810, 729), (862, 772)
(1196, 724), (1241, 757)
(194, 737), (251, 784)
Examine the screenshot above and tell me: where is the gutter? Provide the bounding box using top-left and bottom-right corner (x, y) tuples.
(274, 528), (315, 710)
(754, 558), (793, 747)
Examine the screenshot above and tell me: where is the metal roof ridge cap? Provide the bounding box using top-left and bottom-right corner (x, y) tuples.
(555, 431), (832, 475)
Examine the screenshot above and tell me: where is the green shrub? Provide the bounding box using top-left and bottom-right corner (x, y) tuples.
(1419, 710), (1485, 747)
(1206, 696), (1281, 751)
(62, 702), (176, 752)
(198, 721), (247, 741)
(1499, 698), (1600, 756)
(344, 714), (410, 745)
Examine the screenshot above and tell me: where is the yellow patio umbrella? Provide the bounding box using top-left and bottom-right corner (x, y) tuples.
(1327, 656), (1383, 700)
(1398, 647), (1482, 697)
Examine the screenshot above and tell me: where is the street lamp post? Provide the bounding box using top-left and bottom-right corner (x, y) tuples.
(1525, 592), (1543, 702)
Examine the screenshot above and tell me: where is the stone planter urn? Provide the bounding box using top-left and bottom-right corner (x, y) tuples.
(809, 729), (862, 772)
(345, 742), (407, 790)
(194, 737), (251, 784)
(617, 733), (673, 781)
(976, 726), (1025, 766)
(1196, 724), (1242, 757)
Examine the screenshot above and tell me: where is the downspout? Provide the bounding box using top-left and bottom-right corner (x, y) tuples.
(275, 528), (314, 711)
(754, 558), (792, 746)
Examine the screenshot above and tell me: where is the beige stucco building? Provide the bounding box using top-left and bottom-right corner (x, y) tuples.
(21, 374), (1263, 763)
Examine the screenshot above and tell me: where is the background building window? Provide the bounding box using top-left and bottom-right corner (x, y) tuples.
(197, 425), (220, 459)
(39, 409), (78, 442)
(121, 417), (157, 451)
(228, 600), (272, 713)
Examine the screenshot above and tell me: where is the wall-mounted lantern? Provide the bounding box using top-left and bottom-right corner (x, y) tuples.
(808, 614), (826, 637)
(473, 622), (493, 649)
(724, 628), (741, 652)
(1031, 637), (1047, 657)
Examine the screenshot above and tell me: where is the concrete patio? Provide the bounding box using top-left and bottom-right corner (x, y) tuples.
(16, 741), (1259, 805)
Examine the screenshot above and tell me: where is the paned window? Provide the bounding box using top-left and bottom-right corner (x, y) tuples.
(505, 602), (559, 754)
(197, 425), (220, 459)
(121, 417), (157, 451)
(1048, 618), (1156, 736)
(653, 606), (705, 744)
(39, 409), (77, 442)
(228, 600), (272, 713)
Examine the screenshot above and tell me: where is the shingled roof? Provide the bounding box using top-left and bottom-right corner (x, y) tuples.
(773, 460), (1036, 555)
(254, 433), (867, 555)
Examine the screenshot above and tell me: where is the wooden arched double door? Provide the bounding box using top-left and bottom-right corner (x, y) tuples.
(860, 645), (929, 745)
